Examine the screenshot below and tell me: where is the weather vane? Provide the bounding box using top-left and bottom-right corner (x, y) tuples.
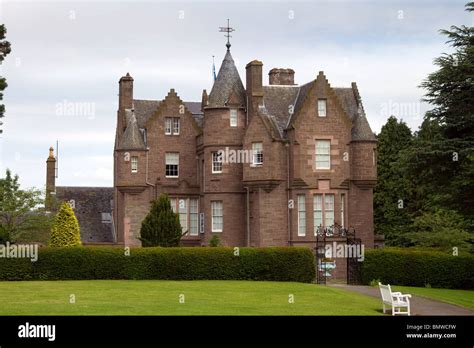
(219, 19), (235, 50)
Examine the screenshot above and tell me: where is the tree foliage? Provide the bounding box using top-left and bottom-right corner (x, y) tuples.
(139, 194), (183, 247)
(374, 116), (413, 244)
(375, 3), (474, 251)
(50, 202), (82, 247)
(0, 169), (49, 243)
(0, 24), (12, 131)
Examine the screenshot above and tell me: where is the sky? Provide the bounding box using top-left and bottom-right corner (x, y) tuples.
(0, 0), (472, 190)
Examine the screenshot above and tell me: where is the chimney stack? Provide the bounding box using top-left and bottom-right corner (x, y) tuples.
(268, 68), (295, 85)
(201, 89), (208, 111)
(119, 72), (134, 110)
(245, 60), (264, 123)
(45, 146), (56, 211)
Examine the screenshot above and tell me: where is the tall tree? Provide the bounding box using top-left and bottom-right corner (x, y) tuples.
(0, 24), (12, 134)
(374, 116), (414, 244)
(0, 169), (47, 243)
(416, 2), (474, 229)
(139, 194), (183, 247)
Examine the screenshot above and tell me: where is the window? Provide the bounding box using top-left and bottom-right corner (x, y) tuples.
(315, 140), (331, 169)
(178, 199), (188, 232)
(211, 201), (223, 232)
(173, 118), (180, 135)
(317, 99), (327, 117)
(297, 195), (306, 236)
(325, 194), (335, 228)
(189, 198), (199, 236)
(169, 198), (199, 236)
(252, 142), (263, 166)
(230, 109), (237, 127)
(212, 152), (223, 173)
(131, 156), (138, 173)
(165, 118), (172, 135)
(170, 198), (177, 213)
(340, 193), (345, 228)
(165, 117), (180, 135)
(165, 152), (179, 177)
(313, 194), (323, 234)
(101, 212), (112, 224)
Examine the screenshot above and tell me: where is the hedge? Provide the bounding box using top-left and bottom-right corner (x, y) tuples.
(361, 248), (474, 289)
(0, 246), (316, 283)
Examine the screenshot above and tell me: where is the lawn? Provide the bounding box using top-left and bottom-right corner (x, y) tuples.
(392, 285), (474, 311)
(0, 280), (383, 315)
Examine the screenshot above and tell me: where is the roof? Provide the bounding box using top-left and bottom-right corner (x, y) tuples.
(55, 186), (115, 243)
(261, 82), (375, 141)
(207, 50), (246, 108)
(132, 99), (203, 129)
(117, 110), (147, 150)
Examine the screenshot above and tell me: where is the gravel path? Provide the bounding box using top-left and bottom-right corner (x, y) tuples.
(329, 284), (474, 316)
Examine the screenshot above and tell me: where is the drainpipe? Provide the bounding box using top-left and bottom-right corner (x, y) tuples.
(245, 186), (250, 246)
(145, 148), (156, 198)
(286, 142), (291, 245)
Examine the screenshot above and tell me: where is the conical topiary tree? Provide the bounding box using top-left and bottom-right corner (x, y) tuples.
(50, 202), (81, 247)
(139, 194), (183, 247)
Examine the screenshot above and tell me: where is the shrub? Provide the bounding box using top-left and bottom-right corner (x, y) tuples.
(0, 246), (316, 283)
(49, 202), (81, 247)
(139, 194), (182, 247)
(361, 248), (474, 289)
(209, 235), (221, 247)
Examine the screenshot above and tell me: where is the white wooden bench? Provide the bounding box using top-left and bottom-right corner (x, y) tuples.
(378, 282), (412, 316)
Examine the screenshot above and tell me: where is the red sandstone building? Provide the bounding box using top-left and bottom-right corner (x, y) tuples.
(46, 41), (379, 262)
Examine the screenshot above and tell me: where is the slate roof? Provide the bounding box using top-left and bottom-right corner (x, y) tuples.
(132, 99), (203, 129)
(207, 50), (246, 108)
(117, 110), (147, 150)
(260, 82), (375, 141)
(55, 186), (115, 243)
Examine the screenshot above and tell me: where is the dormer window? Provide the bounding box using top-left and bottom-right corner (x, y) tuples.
(230, 109), (237, 127)
(317, 99), (327, 117)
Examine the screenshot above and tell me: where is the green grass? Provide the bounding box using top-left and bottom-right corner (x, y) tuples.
(391, 285), (474, 311)
(0, 280), (383, 315)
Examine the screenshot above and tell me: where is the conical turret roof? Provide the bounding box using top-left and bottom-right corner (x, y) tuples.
(117, 109), (146, 150)
(207, 50), (246, 108)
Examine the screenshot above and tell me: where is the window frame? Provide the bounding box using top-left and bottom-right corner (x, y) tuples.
(315, 140), (331, 170)
(165, 117), (172, 135)
(211, 201), (223, 232)
(252, 142), (263, 166)
(165, 152), (179, 178)
(317, 99), (327, 117)
(313, 194), (323, 234)
(173, 117), (180, 135)
(230, 109), (238, 127)
(340, 193), (345, 228)
(169, 198), (200, 236)
(212, 151), (223, 174)
(131, 156), (138, 173)
(165, 117), (180, 135)
(324, 194), (335, 229)
(297, 195), (306, 237)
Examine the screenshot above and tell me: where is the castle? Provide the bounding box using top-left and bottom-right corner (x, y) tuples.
(45, 37), (380, 266)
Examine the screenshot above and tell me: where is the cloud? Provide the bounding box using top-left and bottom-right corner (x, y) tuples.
(0, 0), (470, 188)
